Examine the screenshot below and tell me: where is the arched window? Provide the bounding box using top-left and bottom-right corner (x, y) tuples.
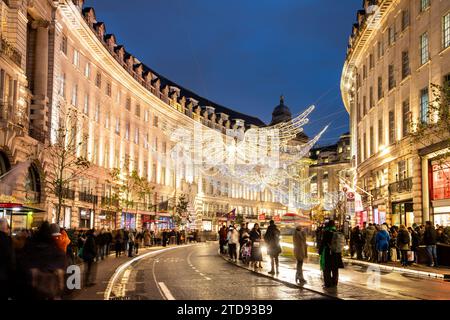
(25, 164), (41, 203)
(0, 151), (11, 177)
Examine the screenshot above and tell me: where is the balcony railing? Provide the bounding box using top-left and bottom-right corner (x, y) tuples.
(370, 186), (385, 200)
(389, 177), (413, 194)
(79, 191), (98, 204)
(0, 37), (22, 67)
(61, 188), (75, 200)
(101, 196), (120, 208)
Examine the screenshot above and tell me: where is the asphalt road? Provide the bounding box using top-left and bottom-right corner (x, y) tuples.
(107, 242), (329, 300)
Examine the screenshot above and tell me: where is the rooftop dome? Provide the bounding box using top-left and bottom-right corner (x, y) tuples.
(270, 95), (293, 126)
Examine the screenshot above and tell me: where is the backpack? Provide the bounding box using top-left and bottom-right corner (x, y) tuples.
(330, 231), (345, 253)
(30, 268), (65, 300)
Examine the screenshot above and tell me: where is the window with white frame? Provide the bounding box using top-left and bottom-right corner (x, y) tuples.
(420, 0), (430, 13)
(443, 13), (450, 49)
(73, 49), (80, 68)
(84, 62), (91, 78)
(420, 87), (429, 124)
(420, 32), (429, 65)
(71, 84), (78, 106)
(83, 93), (89, 115)
(95, 103), (100, 122)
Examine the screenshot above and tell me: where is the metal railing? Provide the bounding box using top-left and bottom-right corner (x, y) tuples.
(79, 191), (98, 204)
(61, 188), (75, 200)
(101, 196), (120, 207)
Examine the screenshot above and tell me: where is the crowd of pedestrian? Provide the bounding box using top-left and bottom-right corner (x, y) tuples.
(348, 221), (447, 267)
(0, 218), (195, 300)
(218, 220), (309, 286)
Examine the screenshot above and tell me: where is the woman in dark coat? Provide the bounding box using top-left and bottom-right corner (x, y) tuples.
(264, 220), (282, 275)
(249, 223), (263, 270)
(82, 229), (97, 287)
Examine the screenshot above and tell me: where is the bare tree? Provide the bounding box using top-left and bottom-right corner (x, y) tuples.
(42, 107), (90, 224)
(173, 193), (189, 227)
(411, 82), (450, 179)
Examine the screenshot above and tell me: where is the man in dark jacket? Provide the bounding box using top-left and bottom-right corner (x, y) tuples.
(15, 221), (67, 300)
(319, 220), (343, 288)
(264, 220), (282, 275)
(423, 221), (438, 267)
(82, 229), (97, 287)
(0, 218), (14, 300)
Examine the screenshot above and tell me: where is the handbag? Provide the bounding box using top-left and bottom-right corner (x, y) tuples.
(407, 250), (415, 262)
(77, 247), (84, 259)
(390, 248), (398, 262)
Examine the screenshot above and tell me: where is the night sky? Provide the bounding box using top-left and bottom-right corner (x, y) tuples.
(86, 0), (362, 146)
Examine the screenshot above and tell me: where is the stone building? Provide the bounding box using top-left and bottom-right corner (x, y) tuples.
(341, 0), (450, 227)
(309, 133), (352, 222)
(0, 0), (296, 233)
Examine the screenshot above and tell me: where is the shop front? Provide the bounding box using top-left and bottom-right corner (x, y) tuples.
(0, 203), (45, 234)
(120, 212), (136, 230)
(373, 205), (387, 225)
(391, 201), (414, 227)
(430, 159), (450, 227)
(98, 210), (117, 230)
(79, 208), (95, 230)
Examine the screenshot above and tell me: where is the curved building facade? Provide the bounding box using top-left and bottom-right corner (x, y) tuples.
(341, 0), (450, 227)
(0, 0), (301, 233)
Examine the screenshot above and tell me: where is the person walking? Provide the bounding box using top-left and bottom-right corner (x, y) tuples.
(15, 222), (67, 300)
(376, 225), (390, 263)
(50, 224), (71, 255)
(319, 220), (344, 289)
(82, 229), (97, 287)
(227, 225), (239, 262)
(128, 231), (135, 257)
(423, 221), (438, 267)
(218, 225), (228, 254)
(397, 225), (411, 267)
(114, 230), (123, 257)
(238, 223), (249, 260)
(0, 218), (14, 300)
(363, 224), (376, 262)
(293, 224), (308, 284)
(264, 220), (282, 275)
(249, 223), (263, 270)
(350, 226), (364, 260)
(409, 226), (420, 265)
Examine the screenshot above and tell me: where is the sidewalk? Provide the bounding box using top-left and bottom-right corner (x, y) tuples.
(220, 252), (450, 300)
(280, 242), (450, 280)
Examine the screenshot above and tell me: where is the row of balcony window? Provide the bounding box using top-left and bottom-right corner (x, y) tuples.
(369, 177), (413, 199)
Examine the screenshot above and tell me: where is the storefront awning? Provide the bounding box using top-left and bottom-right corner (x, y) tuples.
(0, 203), (45, 214)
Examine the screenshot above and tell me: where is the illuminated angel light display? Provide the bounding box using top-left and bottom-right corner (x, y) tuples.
(158, 105), (327, 209)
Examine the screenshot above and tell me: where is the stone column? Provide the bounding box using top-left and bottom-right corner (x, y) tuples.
(421, 156), (430, 223)
(32, 20), (50, 101)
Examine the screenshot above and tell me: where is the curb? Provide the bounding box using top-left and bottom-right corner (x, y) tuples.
(280, 243), (449, 280)
(218, 253), (340, 300)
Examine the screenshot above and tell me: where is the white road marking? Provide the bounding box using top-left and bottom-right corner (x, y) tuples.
(104, 245), (195, 300)
(158, 282), (175, 300)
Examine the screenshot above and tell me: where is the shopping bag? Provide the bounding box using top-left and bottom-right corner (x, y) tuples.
(407, 250), (414, 262)
(390, 248), (397, 262)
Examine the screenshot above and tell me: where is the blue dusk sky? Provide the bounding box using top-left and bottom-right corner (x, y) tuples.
(86, 0), (362, 146)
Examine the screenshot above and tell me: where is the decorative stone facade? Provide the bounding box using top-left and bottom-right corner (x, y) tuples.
(341, 0), (450, 226)
(0, 0), (294, 233)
